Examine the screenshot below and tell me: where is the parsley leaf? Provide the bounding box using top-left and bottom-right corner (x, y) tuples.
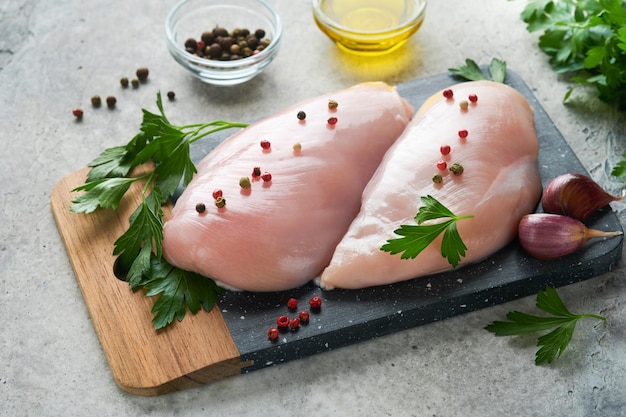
(70, 92), (248, 329)
(380, 195), (473, 267)
(520, 0), (626, 109)
(448, 58), (507, 83)
(485, 286), (606, 365)
(142, 258), (224, 330)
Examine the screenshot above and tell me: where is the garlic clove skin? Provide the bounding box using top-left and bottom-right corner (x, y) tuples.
(518, 213), (623, 260)
(541, 173), (623, 222)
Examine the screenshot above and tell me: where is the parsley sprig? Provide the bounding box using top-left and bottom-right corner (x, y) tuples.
(70, 92), (248, 329)
(381, 195), (474, 267)
(448, 57), (507, 83)
(485, 286), (606, 365)
(520, 0), (626, 108)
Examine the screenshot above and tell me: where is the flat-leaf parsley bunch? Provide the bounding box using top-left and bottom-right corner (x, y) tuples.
(71, 92), (248, 329)
(520, 0), (626, 108)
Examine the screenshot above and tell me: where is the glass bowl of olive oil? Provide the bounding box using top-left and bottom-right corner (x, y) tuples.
(312, 0), (427, 56)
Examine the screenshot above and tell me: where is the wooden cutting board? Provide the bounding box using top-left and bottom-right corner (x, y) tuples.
(50, 70), (623, 396)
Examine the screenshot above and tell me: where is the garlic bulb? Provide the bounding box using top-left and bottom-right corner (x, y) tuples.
(541, 173), (623, 221)
(518, 213), (622, 260)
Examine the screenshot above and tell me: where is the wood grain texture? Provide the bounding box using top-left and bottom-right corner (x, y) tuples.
(50, 168), (245, 396)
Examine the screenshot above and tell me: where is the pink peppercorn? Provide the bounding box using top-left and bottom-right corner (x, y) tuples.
(260, 139), (271, 149)
(440, 145), (451, 155)
(443, 89), (453, 99)
(436, 160), (447, 170)
(458, 129), (468, 139)
(468, 94), (478, 103)
(261, 172), (272, 182)
(327, 117), (338, 125)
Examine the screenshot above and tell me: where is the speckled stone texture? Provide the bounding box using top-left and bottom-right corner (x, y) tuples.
(1, 0), (625, 416)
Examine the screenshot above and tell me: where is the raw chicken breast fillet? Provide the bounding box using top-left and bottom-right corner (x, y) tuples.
(319, 80), (542, 289)
(162, 82), (414, 292)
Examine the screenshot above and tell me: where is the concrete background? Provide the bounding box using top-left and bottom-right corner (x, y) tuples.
(1, 0), (625, 416)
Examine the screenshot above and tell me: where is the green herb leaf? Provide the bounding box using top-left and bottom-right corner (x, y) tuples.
(521, 0), (626, 108)
(485, 286), (606, 365)
(381, 195), (474, 267)
(70, 92), (248, 329)
(143, 258), (225, 330)
(449, 58), (507, 83)
(448, 58), (487, 81)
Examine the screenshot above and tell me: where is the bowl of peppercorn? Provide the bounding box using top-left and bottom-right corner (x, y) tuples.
(165, 0), (283, 86)
(312, 0), (427, 56)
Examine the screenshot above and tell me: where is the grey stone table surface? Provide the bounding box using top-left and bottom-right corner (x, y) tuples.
(1, 0), (626, 416)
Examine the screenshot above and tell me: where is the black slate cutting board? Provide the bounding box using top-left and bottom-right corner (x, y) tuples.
(206, 70), (623, 373)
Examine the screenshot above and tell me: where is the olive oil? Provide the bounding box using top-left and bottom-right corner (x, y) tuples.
(314, 0), (425, 55)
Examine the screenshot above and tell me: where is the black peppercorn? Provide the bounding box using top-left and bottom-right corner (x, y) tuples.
(167, 91), (176, 100)
(297, 111), (306, 120)
(195, 202), (206, 213)
(136, 67), (149, 82)
(213, 26), (229, 37)
(201, 31), (215, 45)
(106, 96), (116, 108)
(207, 43), (222, 58)
(255, 29), (266, 39)
(184, 38), (197, 50)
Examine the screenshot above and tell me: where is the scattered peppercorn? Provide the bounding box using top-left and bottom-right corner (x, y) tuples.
(260, 139), (271, 149)
(212, 189), (223, 199)
(440, 144), (451, 155)
(215, 196), (226, 208)
(131, 78), (139, 88)
(443, 89), (454, 99)
(289, 317), (300, 331)
(167, 91), (176, 100)
(436, 160), (447, 170)
(261, 172), (272, 182)
(458, 129), (469, 139)
(136, 67), (149, 82)
(252, 166), (262, 177)
(459, 100), (469, 110)
(297, 110), (306, 120)
(468, 94), (478, 103)
(276, 315), (290, 329)
(287, 298), (298, 310)
(72, 108), (83, 118)
(195, 202), (206, 213)
(309, 296), (322, 310)
(432, 173), (443, 184)
(293, 142), (302, 152)
(327, 117), (338, 125)
(120, 77), (129, 88)
(91, 95), (102, 107)
(267, 327), (279, 341)
(298, 310), (310, 324)
(240, 176), (252, 188)
(106, 96), (116, 109)
(328, 99), (338, 110)
(449, 163), (464, 175)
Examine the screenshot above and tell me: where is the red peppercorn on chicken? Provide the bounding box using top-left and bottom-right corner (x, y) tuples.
(319, 80), (542, 289)
(162, 82), (413, 291)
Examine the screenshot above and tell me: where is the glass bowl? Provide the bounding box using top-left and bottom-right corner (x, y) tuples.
(312, 0), (427, 56)
(165, 0), (283, 86)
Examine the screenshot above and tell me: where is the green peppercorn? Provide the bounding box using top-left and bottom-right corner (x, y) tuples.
(449, 163), (464, 175)
(91, 95), (102, 107)
(432, 173), (443, 184)
(120, 77), (129, 88)
(131, 78), (139, 88)
(106, 96), (116, 109)
(328, 99), (338, 109)
(215, 196), (226, 208)
(136, 67), (149, 82)
(239, 177), (252, 189)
